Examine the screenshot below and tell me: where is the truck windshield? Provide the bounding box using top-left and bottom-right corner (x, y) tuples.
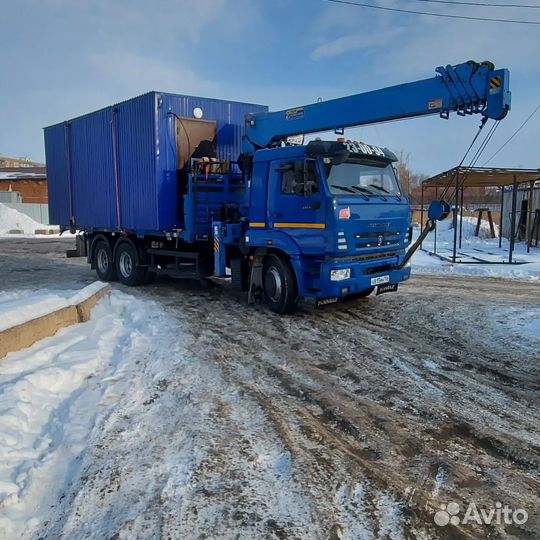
(322, 159), (401, 198)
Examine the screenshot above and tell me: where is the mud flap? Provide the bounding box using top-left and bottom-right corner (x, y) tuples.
(247, 258), (264, 304)
(376, 283), (399, 295)
(66, 235), (87, 258)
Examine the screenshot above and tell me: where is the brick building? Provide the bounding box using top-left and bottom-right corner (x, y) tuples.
(0, 167), (48, 203)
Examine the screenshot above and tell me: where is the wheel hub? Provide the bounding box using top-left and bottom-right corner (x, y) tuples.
(119, 251), (133, 278)
(97, 249), (109, 273)
(265, 266), (282, 302)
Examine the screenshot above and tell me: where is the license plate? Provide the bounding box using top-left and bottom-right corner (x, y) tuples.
(371, 275), (390, 286)
(376, 283), (399, 295)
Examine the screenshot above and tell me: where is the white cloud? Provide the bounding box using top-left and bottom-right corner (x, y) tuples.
(89, 51), (218, 98)
(311, 5), (539, 79)
(311, 28), (405, 59)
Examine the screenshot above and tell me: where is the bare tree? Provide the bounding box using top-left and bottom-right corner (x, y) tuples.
(396, 151), (411, 196)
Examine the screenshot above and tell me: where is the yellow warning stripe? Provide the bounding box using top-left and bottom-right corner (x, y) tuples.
(490, 76), (501, 89)
(274, 223), (326, 229)
(249, 222), (266, 228)
(213, 237), (219, 252)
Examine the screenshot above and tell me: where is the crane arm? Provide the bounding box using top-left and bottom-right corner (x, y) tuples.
(243, 61), (510, 152)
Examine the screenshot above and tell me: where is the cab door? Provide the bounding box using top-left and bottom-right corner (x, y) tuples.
(267, 158), (326, 254)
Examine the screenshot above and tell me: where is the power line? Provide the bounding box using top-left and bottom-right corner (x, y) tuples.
(412, 0), (539, 9)
(324, 0), (540, 24)
(482, 105), (540, 165)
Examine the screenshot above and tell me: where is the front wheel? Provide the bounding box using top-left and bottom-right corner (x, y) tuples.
(263, 254), (298, 314)
(115, 242), (148, 286)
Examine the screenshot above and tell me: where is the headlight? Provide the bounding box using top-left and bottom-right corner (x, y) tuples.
(330, 268), (351, 281)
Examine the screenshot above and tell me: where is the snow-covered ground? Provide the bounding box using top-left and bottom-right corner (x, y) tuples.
(0, 292), (148, 539)
(410, 217), (539, 281)
(0, 283), (107, 332)
(0, 290), (324, 540)
(0, 236), (538, 539)
(0, 280), (537, 540)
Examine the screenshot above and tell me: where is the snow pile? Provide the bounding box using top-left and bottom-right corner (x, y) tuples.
(0, 291), (141, 539)
(0, 203), (44, 234)
(0, 282), (109, 332)
(435, 215), (498, 239)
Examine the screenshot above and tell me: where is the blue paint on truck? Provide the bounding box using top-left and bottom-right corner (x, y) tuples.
(45, 61), (510, 313)
(44, 92), (268, 231)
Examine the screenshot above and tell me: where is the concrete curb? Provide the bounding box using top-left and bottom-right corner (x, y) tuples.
(0, 284), (111, 359)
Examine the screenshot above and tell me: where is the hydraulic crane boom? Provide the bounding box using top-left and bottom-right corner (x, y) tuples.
(243, 61), (510, 152)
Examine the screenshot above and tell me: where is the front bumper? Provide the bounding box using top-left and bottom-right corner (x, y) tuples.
(295, 254), (411, 301)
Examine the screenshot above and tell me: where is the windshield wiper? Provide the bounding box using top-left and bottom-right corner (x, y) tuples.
(348, 185), (373, 200)
(367, 184), (402, 200)
(344, 185), (370, 200)
(331, 184), (357, 194)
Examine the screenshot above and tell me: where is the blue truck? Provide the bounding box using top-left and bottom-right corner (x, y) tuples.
(45, 61), (510, 313)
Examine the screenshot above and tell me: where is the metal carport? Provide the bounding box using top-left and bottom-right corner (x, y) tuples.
(421, 167), (540, 264)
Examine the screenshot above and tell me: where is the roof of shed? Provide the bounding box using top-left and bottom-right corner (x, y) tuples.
(422, 167), (540, 189)
(0, 167), (47, 180)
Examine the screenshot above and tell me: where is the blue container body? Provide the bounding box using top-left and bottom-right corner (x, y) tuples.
(44, 92), (267, 232)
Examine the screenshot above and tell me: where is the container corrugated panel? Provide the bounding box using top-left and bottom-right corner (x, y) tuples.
(69, 107), (116, 228)
(43, 123), (70, 225)
(115, 92), (157, 230)
(45, 92), (267, 232)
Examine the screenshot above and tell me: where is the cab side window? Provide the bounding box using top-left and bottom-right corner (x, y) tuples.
(279, 160), (319, 196)
(281, 168), (295, 194)
(305, 159), (319, 195)
(280, 161), (303, 195)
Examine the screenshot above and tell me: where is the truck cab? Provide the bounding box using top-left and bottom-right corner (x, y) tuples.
(243, 140), (412, 312)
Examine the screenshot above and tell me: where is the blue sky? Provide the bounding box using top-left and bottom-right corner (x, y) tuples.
(0, 0), (538, 176)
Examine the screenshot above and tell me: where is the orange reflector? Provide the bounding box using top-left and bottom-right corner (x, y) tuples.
(339, 207), (351, 219)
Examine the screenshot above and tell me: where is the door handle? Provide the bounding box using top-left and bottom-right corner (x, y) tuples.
(271, 213), (283, 218)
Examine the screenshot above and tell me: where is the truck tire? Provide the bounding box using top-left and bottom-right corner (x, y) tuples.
(263, 253), (298, 314)
(115, 242), (148, 286)
(94, 240), (117, 282)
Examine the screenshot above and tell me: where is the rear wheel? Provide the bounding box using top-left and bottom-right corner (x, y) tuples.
(115, 242), (148, 286)
(263, 253), (298, 314)
(94, 240), (117, 281)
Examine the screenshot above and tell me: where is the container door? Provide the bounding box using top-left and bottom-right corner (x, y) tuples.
(176, 117), (217, 223)
(176, 117), (217, 172)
